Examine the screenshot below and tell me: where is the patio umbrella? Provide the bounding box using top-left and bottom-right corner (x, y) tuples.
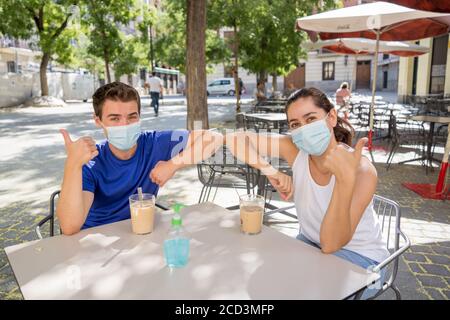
(296, 1), (450, 150)
(302, 37), (429, 90)
(386, 1), (450, 13)
(303, 38), (430, 57)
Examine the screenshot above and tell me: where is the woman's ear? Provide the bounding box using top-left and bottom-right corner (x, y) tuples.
(328, 108), (338, 128)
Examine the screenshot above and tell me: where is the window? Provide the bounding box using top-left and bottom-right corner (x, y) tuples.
(221, 80), (231, 85)
(383, 54), (389, 60)
(322, 62), (334, 81)
(209, 81), (220, 87)
(429, 34), (448, 94)
(7, 61), (17, 73)
(224, 65), (234, 78)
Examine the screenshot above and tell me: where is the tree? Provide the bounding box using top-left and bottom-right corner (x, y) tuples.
(136, 1), (158, 70)
(113, 38), (140, 84)
(186, 0), (208, 130)
(152, 0), (230, 74)
(208, 0), (252, 112)
(81, 0), (135, 83)
(236, 0), (335, 92)
(0, 0), (80, 96)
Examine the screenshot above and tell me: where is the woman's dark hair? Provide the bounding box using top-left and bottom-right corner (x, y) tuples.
(285, 87), (354, 145)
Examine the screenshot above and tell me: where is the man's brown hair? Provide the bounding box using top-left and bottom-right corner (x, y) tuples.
(92, 82), (141, 119)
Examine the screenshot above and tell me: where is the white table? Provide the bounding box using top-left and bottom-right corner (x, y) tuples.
(5, 203), (378, 300)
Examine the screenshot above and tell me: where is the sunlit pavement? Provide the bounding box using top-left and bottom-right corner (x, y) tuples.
(0, 92), (449, 299)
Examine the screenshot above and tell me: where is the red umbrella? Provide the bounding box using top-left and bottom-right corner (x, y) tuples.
(386, 1), (450, 197)
(304, 38), (430, 57)
(386, 1), (450, 13)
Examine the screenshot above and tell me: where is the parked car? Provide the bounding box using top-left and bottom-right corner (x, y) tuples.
(206, 78), (236, 96)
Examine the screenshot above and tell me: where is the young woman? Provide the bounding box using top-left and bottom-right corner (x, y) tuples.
(226, 87), (389, 299)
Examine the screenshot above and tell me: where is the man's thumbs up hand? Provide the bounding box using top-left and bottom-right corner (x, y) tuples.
(60, 129), (98, 167)
(60, 129), (73, 149)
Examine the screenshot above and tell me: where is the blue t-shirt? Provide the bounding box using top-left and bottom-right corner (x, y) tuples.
(82, 130), (189, 229)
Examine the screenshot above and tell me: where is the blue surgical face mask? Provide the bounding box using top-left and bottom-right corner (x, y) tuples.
(291, 114), (331, 156)
(104, 121), (141, 151)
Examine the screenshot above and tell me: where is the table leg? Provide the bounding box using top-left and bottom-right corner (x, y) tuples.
(426, 122), (435, 171)
(435, 129), (450, 194)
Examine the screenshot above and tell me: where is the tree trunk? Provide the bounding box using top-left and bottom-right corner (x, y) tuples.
(257, 70), (267, 94)
(233, 22), (241, 113)
(272, 73), (278, 94)
(186, 0), (208, 130)
(104, 49), (111, 84)
(128, 74), (133, 85)
(39, 52), (50, 96)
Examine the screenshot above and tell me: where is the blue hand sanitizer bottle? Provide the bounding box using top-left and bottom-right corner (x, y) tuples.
(163, 203), (190, 268)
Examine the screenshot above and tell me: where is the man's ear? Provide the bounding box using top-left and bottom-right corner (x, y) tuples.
(93, 113), (102, 128)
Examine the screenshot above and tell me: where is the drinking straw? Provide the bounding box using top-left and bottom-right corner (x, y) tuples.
(137, 187), (143, 201)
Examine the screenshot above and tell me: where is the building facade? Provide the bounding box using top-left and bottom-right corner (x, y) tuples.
(398, 34), (450, 102)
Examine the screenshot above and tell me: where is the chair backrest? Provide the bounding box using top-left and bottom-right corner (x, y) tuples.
(196, 144), (259, 190)
(372, 195), (410, 289)
(35, 190), (61, 239)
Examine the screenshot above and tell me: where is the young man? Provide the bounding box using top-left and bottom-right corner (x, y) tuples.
(57, 82), (223, 235)
(148, 71), (163, 116)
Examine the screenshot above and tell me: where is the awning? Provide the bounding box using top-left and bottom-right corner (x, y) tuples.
(154, 67), (179, 75)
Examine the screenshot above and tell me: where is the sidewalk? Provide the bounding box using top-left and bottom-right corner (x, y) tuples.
(0, 92), (449, 300)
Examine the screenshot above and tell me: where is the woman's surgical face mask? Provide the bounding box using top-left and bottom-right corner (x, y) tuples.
(101, 121), (141, 151)
(290, 113), (331, 156)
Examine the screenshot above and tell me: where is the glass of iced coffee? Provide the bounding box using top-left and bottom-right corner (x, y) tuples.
(239, 194), (264, 235)
(129, 193), (156, 234)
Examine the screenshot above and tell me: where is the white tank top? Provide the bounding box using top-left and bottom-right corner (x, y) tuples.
(292, 150), (390, 263)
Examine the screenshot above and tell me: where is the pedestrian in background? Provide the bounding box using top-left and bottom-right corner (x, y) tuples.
(148, 71), (163, 116)
(335, 82), (351, 120)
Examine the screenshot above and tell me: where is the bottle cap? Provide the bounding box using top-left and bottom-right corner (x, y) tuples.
(171, 203), (185, 226)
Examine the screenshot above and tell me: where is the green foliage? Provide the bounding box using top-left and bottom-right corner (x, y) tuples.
(81, 0), (135, 69)
(151, 0), (230, 74)
(208, 0), (337, 78)
(0, 0), (80, 65)
(113, 37), (140, 79)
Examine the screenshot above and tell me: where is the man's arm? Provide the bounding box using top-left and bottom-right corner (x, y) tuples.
(225, 131), (295, 200)
(56, 129), (97, 235)
(149, 130), (223, 187)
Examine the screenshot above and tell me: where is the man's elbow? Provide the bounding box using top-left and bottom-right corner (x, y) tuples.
(60, 223), (81, 236)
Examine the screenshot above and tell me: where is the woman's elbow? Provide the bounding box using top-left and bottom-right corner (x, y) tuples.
(320, 239), (350, 254)
(320, 245), (340, 254)
(211, 131), (224, 146)
(224, 132), (237, 144)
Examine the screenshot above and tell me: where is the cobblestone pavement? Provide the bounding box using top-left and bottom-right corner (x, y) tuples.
(0, 95), (449, 300)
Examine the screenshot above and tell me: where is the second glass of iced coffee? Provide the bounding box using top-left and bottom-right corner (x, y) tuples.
(239, 194), (264, 235)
